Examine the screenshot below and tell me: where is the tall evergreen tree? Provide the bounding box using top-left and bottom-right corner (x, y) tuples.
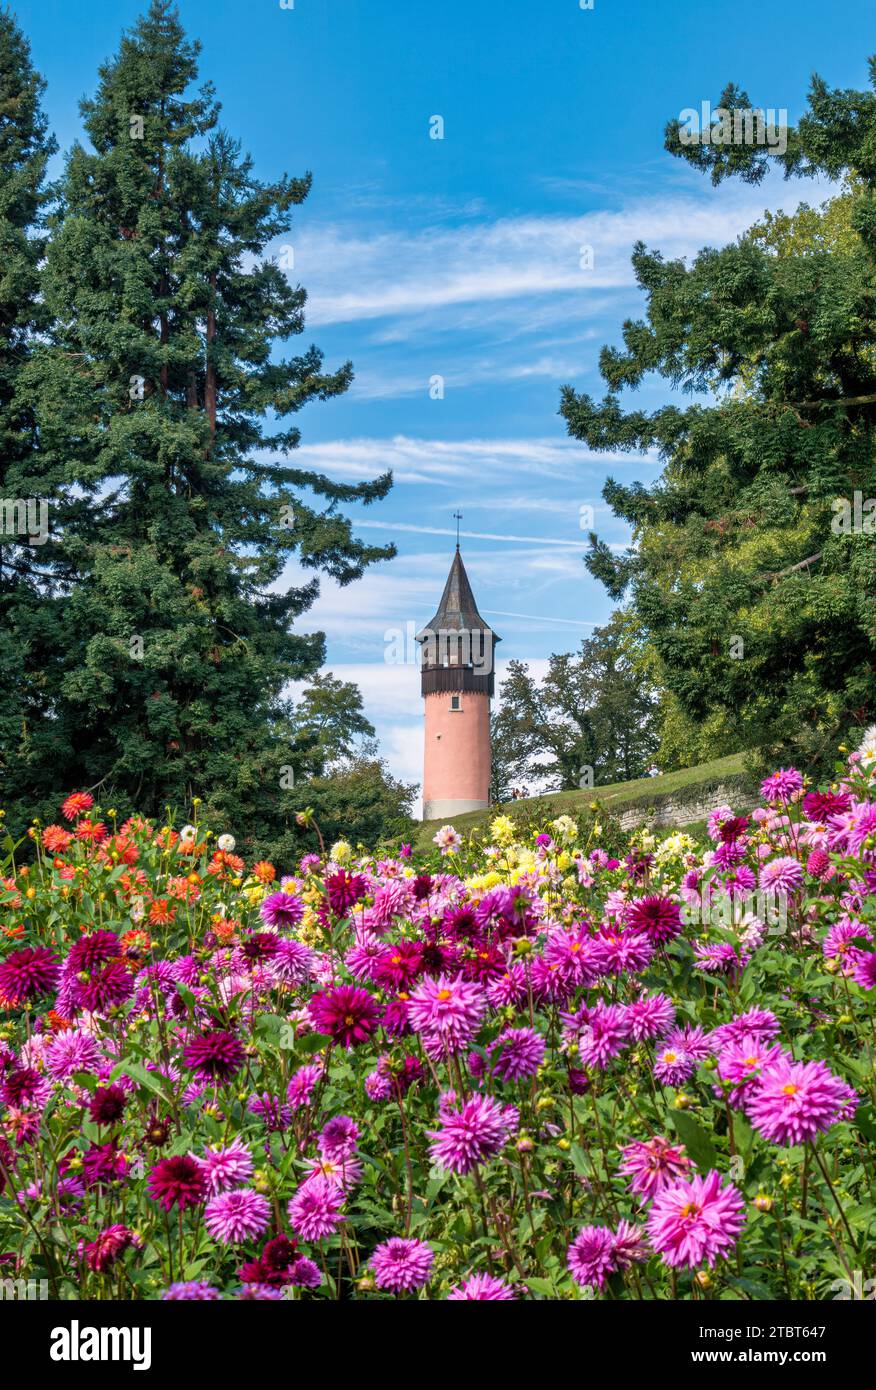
(0, 9), (62, 815)
(562, 67), (876, 772)
(11, 2), (394, 852)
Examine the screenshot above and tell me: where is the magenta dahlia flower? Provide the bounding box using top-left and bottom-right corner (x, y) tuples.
(746, 1056), (855, 1145)
(0, 946), (60, 1005)
(854, 952), (876, 989)
(760, 768), (804, 803)
(70, 960), (134, 1013)
(758, 856), (804, 894)
(447, 1272), (516, 1300)
(717, 1035), (787, 1107)
(259, 891), (304, 930)
(318, 1115), (359, 1161)
(147, 1155), (206, 1212)
(626, 895), (684, 945)
(287, 1062), (322, 1110)
(182, 1030), (245, 1084)
(428, 1091), (517, 1175)
(199, 1139), (254, 1195)
(407, 972), (486, 1056)
(489, 1026), (545, 1082)
(619, 1135), (693, 1201)
(567, 1225), (617, 1290)
(308, 984), (380, 1048)
(371, 1237), (434, 1292)
(626, 993), (675, 1042)
(288, 1174), (344, 1240)
(575, 1002), (632, 1071)
(161, 1281), (221, 1300)
(647, 1170), (745, 1269)
(709, 1009), (779, 1051)
(205, 1188), (271, 1244)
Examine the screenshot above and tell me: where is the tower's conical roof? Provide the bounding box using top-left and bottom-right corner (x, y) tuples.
(416, 548), (500, 643)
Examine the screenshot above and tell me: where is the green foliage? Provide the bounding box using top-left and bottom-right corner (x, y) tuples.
(491, 612), (660, 797)
(563, 60), (876, 772)
(0, 2), (396, 852)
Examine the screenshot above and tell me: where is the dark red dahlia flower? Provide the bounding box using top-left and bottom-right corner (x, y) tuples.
(89, 1084), (127, 1126)
(803, 790), (851, 821)
(181, 1030), (245, 1083)
(411, 874), (434, 901)
(1, 1066), (44, 1107)
(626, 894), (683, 945)
(71, 961), (134, 1013)
(82, 1141), (128, 1187)
(239, 931), (281, 965)
(718, 816), (749, 844)
(0, 946), (60, 1005)
(324, 870), (367, 916)
(309, 984), (380, 1048)
(147, 1155), (206, 1212)
(83, 1224), (139, 1273)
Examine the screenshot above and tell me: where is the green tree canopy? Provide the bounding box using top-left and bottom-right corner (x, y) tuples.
(491, 613), (659, 797)
(562, 61), (876, 771)
(1, 2), (395, 856)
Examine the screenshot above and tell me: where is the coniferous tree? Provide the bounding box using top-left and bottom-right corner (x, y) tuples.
(562, 66), (876, 772)
(10, 2), (394, 853)
(0, 9), (62, 816)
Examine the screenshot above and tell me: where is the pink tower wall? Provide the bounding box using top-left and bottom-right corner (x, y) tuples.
(422, 691), (491, 820)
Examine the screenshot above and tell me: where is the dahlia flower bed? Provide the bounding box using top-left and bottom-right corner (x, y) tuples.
(2, 743), (876, 1301)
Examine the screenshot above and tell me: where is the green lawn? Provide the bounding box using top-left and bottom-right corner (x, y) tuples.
(416, 751), (754, 848)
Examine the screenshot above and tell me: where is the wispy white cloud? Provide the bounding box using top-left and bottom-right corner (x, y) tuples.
(288, 189), (798, 330)
(285, 434), (658, 487)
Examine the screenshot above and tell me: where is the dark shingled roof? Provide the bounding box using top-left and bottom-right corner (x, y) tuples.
(416, 548), (501, 644)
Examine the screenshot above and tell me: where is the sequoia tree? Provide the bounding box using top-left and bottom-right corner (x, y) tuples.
(0, 11), (64, 819)
(8, 2), (394, 853)
(562, 67), (876, 771)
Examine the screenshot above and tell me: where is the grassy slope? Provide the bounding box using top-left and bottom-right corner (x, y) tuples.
(416, 751), (754, 848)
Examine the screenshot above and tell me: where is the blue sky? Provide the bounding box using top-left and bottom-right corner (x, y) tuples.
(14, 0), (873, 805)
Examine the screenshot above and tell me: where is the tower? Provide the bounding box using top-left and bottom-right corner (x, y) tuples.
(417, 545), (500, 821)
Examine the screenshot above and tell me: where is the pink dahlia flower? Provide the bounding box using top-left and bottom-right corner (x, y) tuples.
(758, 856), (803, 894)
(371, 1237), (434, 1292)
(288, 1174), (344, 1240)
(567, 1224), (616, 1290)
(407, 972), (486, 1057)
(205, 1188), (271, 1244)
(447, 1272), (516, 1300)
(647, 1170), (745, 1269)
(619, 1135), (693, 1201)
(199, 1139), (254, 1196)
(746, 1056), (855, 1145)
(428, 1091), (517, 1175)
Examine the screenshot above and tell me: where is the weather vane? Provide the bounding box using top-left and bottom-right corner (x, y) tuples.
(453, 511), (462, 547)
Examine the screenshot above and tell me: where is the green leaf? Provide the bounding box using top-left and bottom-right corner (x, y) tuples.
(670, 1110), (718, 1172)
